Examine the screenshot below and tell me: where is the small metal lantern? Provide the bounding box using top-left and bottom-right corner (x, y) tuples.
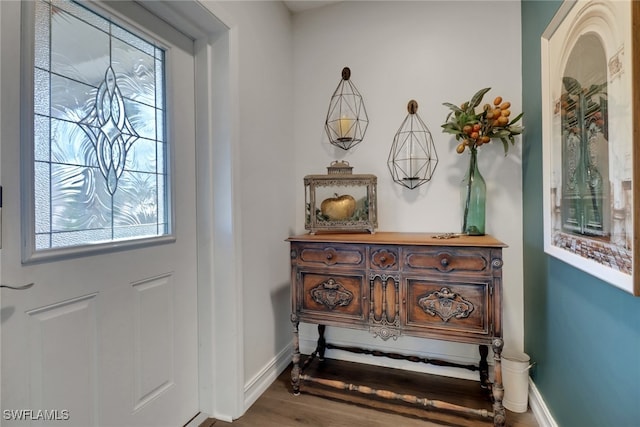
(324, 67), (369, 150)
(305, 161), (377, 234)
(388, 100), (438, 189)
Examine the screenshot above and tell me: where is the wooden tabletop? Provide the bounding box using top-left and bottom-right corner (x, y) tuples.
(287, 232), (507, 248)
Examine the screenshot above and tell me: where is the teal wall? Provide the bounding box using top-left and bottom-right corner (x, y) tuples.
(521, 1), (640, 426)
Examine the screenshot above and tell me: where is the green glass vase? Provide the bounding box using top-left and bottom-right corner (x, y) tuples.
(460, 148), (486, 235)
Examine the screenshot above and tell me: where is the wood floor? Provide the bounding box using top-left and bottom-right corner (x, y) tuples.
(204, 358), (539, 427)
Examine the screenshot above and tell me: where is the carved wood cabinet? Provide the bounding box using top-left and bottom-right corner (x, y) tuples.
(287, 232), (507, 426)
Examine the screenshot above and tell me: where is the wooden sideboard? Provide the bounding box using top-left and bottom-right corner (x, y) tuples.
(287, 232), (507, 426)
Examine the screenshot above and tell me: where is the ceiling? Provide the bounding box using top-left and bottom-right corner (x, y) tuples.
(284, 1), (341, 13)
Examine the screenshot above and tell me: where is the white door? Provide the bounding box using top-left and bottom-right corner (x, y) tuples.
(0, 1), (199, 426)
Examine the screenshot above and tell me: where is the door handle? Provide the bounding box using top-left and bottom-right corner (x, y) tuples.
(0, 283), (34, 290)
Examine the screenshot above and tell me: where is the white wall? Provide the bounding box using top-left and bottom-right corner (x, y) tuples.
(144, 0), (523, 417)
(205, 0), (297, 410)
(292, 1), (524, 377)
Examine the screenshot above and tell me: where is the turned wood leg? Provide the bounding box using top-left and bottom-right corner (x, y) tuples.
(317, 324), (327, 361)
(492, 338), (506, 427)
(479, 344), (490, 390)
(291, 315), (301, 396)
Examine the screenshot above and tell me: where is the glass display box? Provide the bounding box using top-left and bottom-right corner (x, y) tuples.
(304, 161), (377, 234)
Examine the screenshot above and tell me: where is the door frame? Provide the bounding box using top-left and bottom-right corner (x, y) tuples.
(0, 0), (244, 422)
(137, 1), (244, 422)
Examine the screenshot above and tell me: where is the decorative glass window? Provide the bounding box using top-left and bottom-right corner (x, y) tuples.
(30, 0), (169, 253)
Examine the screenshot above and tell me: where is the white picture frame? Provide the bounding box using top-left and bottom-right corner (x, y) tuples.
(541, 0), (639, 295)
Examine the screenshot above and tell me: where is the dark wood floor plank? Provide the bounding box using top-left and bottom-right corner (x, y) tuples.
(210, 360), (539, 427)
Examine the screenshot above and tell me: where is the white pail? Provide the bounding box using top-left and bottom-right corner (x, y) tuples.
(501, 351), (532, 413)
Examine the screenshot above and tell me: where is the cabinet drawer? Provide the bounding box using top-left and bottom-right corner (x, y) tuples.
(369, 246), (399, 270)
(405, 278), (490, 335)
(404, 247), (490, 274)
(296, 272), (366, 322)
(294, 243), (365, 268)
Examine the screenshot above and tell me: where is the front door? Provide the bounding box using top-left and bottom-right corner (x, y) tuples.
(1, 1), (199, 425)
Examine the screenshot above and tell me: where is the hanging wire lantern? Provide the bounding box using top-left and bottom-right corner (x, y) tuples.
(388, 100), (438, 189)
(324, 67), (369, 150)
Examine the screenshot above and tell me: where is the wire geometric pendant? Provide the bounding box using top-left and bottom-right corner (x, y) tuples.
(388, 100), (438, 189)
(324, 67), (369, 150)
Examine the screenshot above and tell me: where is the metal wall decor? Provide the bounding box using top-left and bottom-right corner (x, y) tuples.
(324, 67), (369, 150)
(388, 100), (438, 189)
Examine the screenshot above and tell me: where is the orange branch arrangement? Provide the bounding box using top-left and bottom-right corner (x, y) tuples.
(441, 87), (524, 156)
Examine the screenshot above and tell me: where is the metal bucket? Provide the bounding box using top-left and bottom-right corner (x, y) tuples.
(502, 351), (534, 413)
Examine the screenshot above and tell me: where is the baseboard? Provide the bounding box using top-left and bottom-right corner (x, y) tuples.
(529, 378), (558, 427)
(183, 412), (212, 427)
(243, 343), (293, 411)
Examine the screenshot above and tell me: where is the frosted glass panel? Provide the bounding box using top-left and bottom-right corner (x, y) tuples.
(36, 234), (51, 250)
(123, 99), (156, 140)
(113, 171), (158, 226)
(50, 74), (96, 122)
(126, 138), (157, 173)
(35, 1), (50, 70)
(50, 164), (111, 232)
(34, 115), (50, 162)
(51, 229), (112, 248)
(51, 5), (109, 86)
(113, 224), (159, 240)
(112, 25), (155, 57)
(34, 68), (50, 116)
(158, 176), (166, 225)
(156, 109), (164, 142)
(155, 60), (164, 112)
(111, 38), (155, 104)
(51, 0), (109, 32)
(51, 117), (97, 167)
(32, 0), (169, 252)
(35, 161), (51, 234)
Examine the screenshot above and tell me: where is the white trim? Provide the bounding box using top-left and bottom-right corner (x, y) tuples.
(0, 0), (4, 414)
(141, 0), (244, 421)
(183, 412), (211, 427)
(244, 344), (293, 410)
(529, 378), (559, 427)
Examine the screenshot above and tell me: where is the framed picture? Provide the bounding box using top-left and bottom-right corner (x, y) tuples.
(541, 0), (639, 295)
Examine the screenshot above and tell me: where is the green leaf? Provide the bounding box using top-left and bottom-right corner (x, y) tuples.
(470, 87), (491, 108)
(500, 137), (509, 155)
(445, 111), (453, 122)
(509, 112), (524, 125)
(492, 129), (511, 138)
(442, 126), (461, 135)
(507, 125), (523, 135)
(443, 102), (463, 113)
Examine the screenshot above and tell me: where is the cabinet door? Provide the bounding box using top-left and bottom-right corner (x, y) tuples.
(404, 277), (491, 342)
(295, 271), (367, 327)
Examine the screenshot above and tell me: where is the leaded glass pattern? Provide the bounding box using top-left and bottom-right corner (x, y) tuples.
(33, 0), (168, 251)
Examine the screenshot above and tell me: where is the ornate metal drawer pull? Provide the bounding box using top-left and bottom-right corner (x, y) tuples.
(310, 278), (353, 310)
(418, 287), (474, 322)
